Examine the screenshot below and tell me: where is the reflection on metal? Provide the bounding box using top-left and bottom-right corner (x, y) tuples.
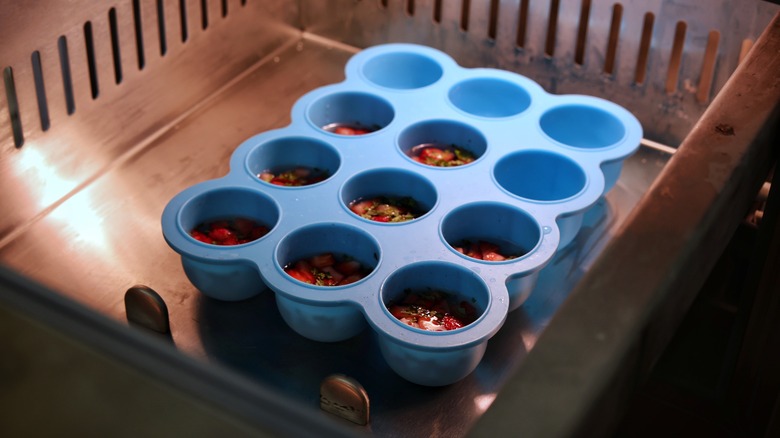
(125, 285), (169, 334)
(473, 393), (497, 414)
(13, 145), (79, 208)
(320, 374), (370, 426)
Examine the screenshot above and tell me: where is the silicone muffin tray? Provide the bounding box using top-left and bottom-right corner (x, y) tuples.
(161, 43), (642, 386)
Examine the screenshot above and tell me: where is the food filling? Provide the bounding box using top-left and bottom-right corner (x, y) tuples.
(387, 290), (479, 332)
(348, 196), (423, 223)
(284, 252), (372, 286)
(259, 166), (329, 186)
(409, 143), (475, 167)
(453, 240), (521, 262)
(190, 218), (269, 246)
(323, 123), (377, 136)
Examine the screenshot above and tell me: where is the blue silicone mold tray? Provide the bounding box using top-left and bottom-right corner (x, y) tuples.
(161, 43), (642, 386)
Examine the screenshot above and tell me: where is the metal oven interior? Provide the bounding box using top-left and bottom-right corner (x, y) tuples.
(1, 1), (779, 436)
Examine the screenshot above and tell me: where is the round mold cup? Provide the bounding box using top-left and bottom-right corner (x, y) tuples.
(174, 187), (280, 301)
(361, 51), (444, 90)
(245, 136), (340, 187)
(494, 150), (588, 248)
(307, 91), (395, 135)
(440, 202), (541, 310)
(341, 168), (438, 224)
(448, 77), (532, 118)
(273, 222), (381, 342)
(600, 158), (626, 195)
(398, 120), (487, 168)
(377, 261), (493, 386)
(539, 104), (627, 150)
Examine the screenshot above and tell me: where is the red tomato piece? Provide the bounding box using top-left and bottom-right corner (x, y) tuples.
(310, 253), (336, 268)
(209, 228), (234, 242)
(190, 230), (212, 244)
(338, 274), (363, 286)
(372, 215), (390, 222)
(442, 315), (464, 331)
(334, 126), (357, 135)
(285, 267), (314, 284)
(319, 266), (344, 285)
(420, 147), (454, 163)
(349, 199), (374, 215)
(483, 251), (506, 261)
(232, 218), (255, 235)
(292, 260), (316, 283)
(335, 260), (362, 276)
(388, 305), (409, 320)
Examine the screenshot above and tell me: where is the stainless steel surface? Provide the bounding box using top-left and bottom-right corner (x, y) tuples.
(0, 263), (354, 438)
(0, 36), (670, 435)
(4, 0), (769, 435)
(0, 0), (300, 242)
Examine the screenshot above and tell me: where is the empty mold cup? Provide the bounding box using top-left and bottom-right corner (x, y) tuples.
(540, 104), (626, 149)
(361, 51), (444, 89)
(494, 150), (588, 247)
(540, 103), (630, 193)
(273, 222), (381, 342)
(448, 77), (532, 118)
(441, 202), (542, 310)
(307, 91), (394, 135)
(245, 136), (340, 187)
(173, 186), (279, 301)
(377, 261), (493, 386)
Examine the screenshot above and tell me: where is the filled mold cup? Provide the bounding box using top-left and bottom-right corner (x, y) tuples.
(378, 261), (491, 386)
(245, 136), (340, 187)
(441, 202), (542, 310)
(274, 223), (381, 342)
(398, 120), (487, 168)
(341, 168), (437, 223)
(361, 52), (444, 90)
(540, 104), (626, 149)
(176, 187), (280, 301)
(307, 91), (394, 135)
(448, 78), (532, 118)
(494, 150), (587, 202)
(441, 202), (541, 263)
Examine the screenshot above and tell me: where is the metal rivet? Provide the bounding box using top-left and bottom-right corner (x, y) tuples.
(125, 285), (170, 334)
(320, 374), (370, 426)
